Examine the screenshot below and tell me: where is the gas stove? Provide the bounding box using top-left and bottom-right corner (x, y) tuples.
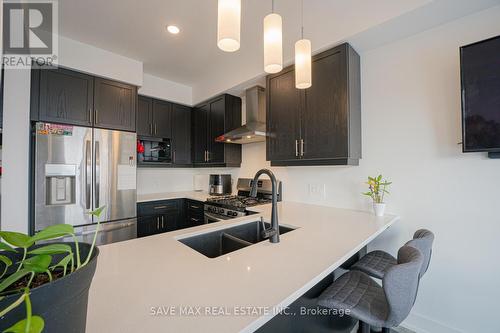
(204, 178), (282, 222)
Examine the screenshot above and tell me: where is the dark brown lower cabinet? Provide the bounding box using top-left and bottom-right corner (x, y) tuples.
(137, 200), (182, 237)
(137, 199), (205, 237)
(266, 43), (361, 166)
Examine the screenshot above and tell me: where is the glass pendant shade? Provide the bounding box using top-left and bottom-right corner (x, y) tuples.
(295, 39), (312, 89)
(263, 13), (283, 74)
(217, 0), (241, 52)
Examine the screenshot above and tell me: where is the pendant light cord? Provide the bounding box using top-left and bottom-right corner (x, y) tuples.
(300, 0), (304, 39)
(272, 0), (275, 13)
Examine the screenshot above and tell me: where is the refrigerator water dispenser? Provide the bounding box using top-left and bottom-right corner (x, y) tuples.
(45, 164), (76, 206)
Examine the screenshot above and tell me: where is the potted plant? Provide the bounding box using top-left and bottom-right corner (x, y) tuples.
(0, 206), (105, 333)
(363, 175), (392, 217)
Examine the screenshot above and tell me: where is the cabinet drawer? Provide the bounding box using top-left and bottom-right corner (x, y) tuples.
(186, 201), (203, 211)
(138, 200), (180, 216)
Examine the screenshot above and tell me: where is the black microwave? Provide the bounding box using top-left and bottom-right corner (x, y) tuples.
(137, 138), (172, 165)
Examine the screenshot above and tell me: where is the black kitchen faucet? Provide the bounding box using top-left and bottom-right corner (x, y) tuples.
(250, 169), (280, 243)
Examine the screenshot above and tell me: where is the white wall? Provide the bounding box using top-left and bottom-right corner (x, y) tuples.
(139, 73), (192, 106)
(59, 36), (143, 86)
(1, 69), (31, 233)
(229, 6), (500, 333)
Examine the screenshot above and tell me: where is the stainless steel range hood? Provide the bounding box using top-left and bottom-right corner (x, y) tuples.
(216, 85), (267, 144)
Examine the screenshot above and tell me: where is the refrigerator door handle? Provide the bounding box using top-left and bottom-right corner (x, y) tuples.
(95, 140), (100, 209)
(85, 140), (91, 209)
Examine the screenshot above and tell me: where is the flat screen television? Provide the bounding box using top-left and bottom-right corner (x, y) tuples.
(460, 35), (500, 154)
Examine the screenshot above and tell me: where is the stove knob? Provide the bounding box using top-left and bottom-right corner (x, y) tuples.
(231, 212), (237, 217)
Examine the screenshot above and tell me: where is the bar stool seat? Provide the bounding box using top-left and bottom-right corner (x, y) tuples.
(317, 270), (389, 328)
(351, 250), (397, 279)
(351, 229), (434, 280)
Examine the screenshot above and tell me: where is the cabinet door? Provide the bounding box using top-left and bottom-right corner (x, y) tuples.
(137, 216), (159, 238)
(137, 96), (153, 136)
(192, 104), (208, 163)
(303, 48), (348, 159)
(266, 70), (302, 161)
(208, 97), (225, 163)
(94, 78), (137, 131)
(152, 99), (172, 138)
(38, 68), (94, 126)
(172, 104), (192, 165)
(160, 211), (178, 232)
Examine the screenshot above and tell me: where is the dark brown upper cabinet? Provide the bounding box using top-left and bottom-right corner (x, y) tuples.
(137, 96), (153, 136)
(172, 103), (192, 165)
(137, 95), (192, 167)
(94, 78), (137, 131)
(31, 67), (137, 132)
(266, 43), (361, 166)
(193, 94), (242, 167)
(152, 99), (172, 138)
(36, 68), (94, 127)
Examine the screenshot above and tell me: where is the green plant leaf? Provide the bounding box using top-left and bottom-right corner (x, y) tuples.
(22, 255), (52, 274)
(3, 316), (44, 333)
(0, 242), (16, 253)
(88, 206), (106, 218)
(0, 255), (13, 268)
(0, 269), (32, 293)
(50, 253), (72, 275)
(29, 224), (74, 243)
(28, 244), (72, 256)
(0, 232), (32, 248)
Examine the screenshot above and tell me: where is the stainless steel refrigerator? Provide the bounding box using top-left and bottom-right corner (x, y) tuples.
(33, 122), (137, 245)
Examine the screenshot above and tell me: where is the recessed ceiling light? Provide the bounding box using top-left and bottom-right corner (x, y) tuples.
(167, 25), (180, 34)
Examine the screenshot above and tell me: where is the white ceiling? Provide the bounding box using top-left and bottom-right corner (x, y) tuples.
(59, 0), (500, 102)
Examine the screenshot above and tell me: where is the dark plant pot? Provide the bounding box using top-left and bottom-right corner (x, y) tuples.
(0, 242), (99, 333)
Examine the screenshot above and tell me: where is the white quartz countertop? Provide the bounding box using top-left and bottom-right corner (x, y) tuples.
(86, 202), (398, 333)
(137, 191), (212, 203)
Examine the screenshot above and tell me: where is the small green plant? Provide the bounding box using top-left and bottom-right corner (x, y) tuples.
(363, 175), (392, 204)
(0, 206), (105, 333)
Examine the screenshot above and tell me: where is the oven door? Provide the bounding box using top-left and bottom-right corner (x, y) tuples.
(204, 211), (232, 224)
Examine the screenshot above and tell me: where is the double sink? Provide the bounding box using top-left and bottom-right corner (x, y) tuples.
(178, 220), (295, 258)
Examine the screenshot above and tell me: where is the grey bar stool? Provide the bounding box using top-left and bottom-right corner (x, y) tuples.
(351, 229), (434, 279)
(317, 246), (423, 333)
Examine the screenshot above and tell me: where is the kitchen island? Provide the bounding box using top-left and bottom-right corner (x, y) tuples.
(86, 202), (398, 333)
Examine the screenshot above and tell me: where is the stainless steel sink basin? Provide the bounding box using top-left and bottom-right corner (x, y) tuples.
(178, 221), (296, 258)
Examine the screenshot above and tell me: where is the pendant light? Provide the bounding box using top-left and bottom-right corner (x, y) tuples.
(263, 0), (283, 74)
(295, 0), (312, 89)
(217, 0), (241, 52)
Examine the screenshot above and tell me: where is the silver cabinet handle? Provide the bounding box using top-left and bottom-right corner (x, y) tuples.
(95, 109), (99, 123)
(190, 205), (201, 209)
(94, 140), (100, 208)
(161, 216), (165, 229)
(85, 140), (91, 209)
(300, 139), (305, 157)
(150, 123), (153, 135)
(154, 123), (157, 135)
(153, 205), (167, 210)
(207, 151), (210, 162)
(89, 109), (92, 122)
(191, 217), (200, 222)
(204, 150), (207, 162)
(295, 140), (299, 157)
(173, 150), (176, 163)
(156, 217), (160, 229)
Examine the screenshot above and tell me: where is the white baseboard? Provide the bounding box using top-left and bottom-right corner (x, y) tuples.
(402, 312), (465, 333)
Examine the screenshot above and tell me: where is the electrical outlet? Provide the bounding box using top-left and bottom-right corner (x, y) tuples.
(308, 183), (326, 200)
